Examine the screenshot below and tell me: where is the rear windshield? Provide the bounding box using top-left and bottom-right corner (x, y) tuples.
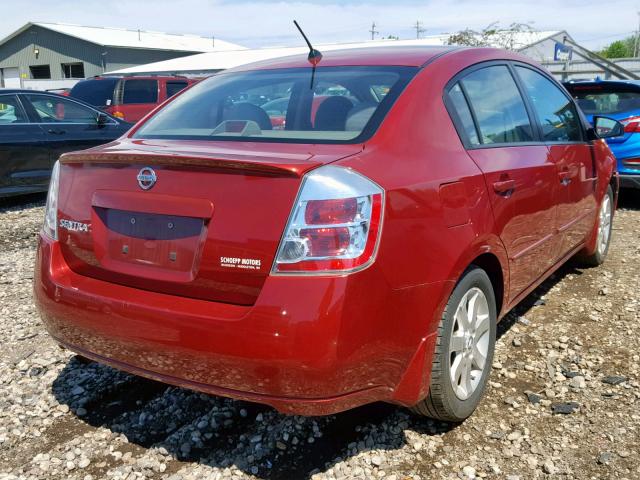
(568, 84), (640, 115)
(133, 66), (416, 143)
(70, 78), (119, 107)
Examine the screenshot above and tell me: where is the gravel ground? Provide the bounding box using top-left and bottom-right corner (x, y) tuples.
(0, 192), (638, 480)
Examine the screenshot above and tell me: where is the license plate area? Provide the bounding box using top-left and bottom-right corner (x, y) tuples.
(93, 207), (207, 281)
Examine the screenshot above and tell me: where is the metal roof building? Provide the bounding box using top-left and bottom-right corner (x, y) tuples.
(0, 22), (245, 90)
(107, 30), (572, 77)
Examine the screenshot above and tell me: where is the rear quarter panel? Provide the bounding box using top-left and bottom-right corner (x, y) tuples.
(338, 49), (516, 330)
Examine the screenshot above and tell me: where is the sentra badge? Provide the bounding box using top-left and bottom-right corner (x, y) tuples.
(137, 167), (157, 190)
(59, 219), (89, 233)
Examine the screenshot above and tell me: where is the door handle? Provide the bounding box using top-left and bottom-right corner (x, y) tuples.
(47, 129), (66, 135)
(493, 179), (516, 195)
(558, 170), (572, 186)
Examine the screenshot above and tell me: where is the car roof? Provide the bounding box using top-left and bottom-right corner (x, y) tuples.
(225, 46), (460, 72)
(0, 89), (69, 95)
(85, 75), (190, 80)
(563, 79), (640, 89)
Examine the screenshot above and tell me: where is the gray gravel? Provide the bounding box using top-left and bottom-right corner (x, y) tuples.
(0, 192), (639, 480)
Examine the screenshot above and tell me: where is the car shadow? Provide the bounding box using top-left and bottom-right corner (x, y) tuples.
(51, 359), (453, 479)
(496, 261), (582, 340)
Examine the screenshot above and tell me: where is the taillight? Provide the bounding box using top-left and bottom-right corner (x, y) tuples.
(620, 115), (640, 133)
(43, 161), (60, 240)
(273, 165), (384, 274)
(112, 111), (125, 119)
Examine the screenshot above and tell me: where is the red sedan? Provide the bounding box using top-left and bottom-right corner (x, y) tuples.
(34, 46), (620, 422)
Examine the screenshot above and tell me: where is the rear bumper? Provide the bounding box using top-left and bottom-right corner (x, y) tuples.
(34, 234), (443, 415)
(620, 174), (640, 189)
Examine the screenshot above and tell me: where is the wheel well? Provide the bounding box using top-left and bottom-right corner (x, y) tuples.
(470, 253), (504, 315)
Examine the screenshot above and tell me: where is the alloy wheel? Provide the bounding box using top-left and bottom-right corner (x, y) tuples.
(597, 193), (612, 257)
(449, 287), (490, 400)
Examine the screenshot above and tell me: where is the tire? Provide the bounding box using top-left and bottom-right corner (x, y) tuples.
(411, 266), (497, 422)
(579, 185), (614, 267)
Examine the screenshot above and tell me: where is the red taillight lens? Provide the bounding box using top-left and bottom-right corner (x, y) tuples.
(301, 227), (351, 256)
(620, 115), (640, 133)
(274, 166), (384, 274)
(305, 198), (357, 224)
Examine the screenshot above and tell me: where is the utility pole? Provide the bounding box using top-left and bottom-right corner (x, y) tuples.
(414, 20), (425, 39)
(369, 21), (379, 40)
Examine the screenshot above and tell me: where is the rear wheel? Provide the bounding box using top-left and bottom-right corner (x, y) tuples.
(411, 267), (496, 422)
(579, 185), (613, 267)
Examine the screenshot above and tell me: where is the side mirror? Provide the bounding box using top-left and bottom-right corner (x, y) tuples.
(96, 112), (109, 127)
(590, 116), (624, 140)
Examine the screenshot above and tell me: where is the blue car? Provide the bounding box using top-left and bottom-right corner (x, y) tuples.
(565, 79), (640, 189)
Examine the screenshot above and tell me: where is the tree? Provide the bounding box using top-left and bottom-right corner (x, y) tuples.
(599, 36), (637, 58)
(447, 22), (536, 51)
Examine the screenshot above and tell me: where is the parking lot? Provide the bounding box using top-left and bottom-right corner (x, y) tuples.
(0, 193), (637, 480)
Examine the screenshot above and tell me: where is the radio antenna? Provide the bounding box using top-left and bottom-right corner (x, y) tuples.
(293, 20), (322, 89)
(293, 20), (323, 65)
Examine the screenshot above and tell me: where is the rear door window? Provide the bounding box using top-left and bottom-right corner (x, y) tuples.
(166, 81), (189, 98)
(0, 95), (28, 124)
(122, 79), (158, 104)
(460, 65), (534, 145)
(25, 95), (98, 124)
(447, 83), (480, 145)
(515, 66), (583, 142)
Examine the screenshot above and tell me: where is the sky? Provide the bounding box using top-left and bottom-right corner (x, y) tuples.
(0, 0), (638, 50)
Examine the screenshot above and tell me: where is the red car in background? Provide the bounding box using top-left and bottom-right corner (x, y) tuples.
(35, 46), (620, 422)
(69, 75), (198, 122)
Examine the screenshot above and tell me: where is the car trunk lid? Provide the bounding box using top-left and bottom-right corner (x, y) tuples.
(56, 139), (363, 305)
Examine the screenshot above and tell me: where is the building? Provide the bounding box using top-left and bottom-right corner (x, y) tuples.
(0, 22), (245, 90)
(106, 30), (574, 77)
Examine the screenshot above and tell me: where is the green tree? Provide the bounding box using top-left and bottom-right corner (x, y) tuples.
(447, 22), (536, 50)
(599, 36), (637, 58)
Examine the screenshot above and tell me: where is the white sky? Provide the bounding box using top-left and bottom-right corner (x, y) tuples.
(0, 0), (638, 49)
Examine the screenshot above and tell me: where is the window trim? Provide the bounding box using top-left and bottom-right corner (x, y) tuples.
(443, 60), (590, 150)
(511, 61), (587, 144)
(0, 93), (30, 125)
(118, 78), (160, 105)
(443, 60), (541, 150)
(29, 64), (52, 80)
(61, 62), (85, 79)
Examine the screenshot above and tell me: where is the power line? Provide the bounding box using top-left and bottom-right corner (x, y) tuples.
(369, 21), (379, 41)
(414, 20), (426, 39)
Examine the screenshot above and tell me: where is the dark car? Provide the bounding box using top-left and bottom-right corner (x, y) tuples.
(69, 76), (197, 123)
(564, 79), (640, 189)
(0, 89), (131, 197)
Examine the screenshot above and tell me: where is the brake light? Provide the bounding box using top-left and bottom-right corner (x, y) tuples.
(620, 115), (640, 133)
(273, 165), (384, 274)
(43, 161), (60, 240)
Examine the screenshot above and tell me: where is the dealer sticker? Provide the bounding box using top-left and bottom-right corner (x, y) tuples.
(220, 256), (262, 270)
